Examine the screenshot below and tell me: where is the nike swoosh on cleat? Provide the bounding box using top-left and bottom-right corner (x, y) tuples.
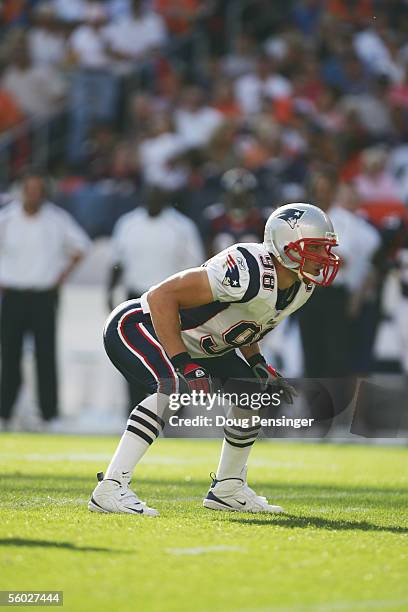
(234, 500), (247, 506)
(124, 507), (144, 514)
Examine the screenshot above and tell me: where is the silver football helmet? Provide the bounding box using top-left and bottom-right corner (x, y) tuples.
(263, 203), (339, 287)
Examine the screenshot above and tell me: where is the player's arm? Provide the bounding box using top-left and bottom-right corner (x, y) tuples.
(147, 269), (214, 391)
(147, 268), (213, 358)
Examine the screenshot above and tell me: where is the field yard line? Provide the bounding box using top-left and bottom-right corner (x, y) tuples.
(239, 598), (408, 612)
(167, 545), (246, 555)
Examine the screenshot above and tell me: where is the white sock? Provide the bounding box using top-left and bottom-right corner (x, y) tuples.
(215, 439), (253, 480)
(105, 393), (166, 478)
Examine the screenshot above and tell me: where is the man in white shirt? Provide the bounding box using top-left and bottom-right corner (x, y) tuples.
(0, 169), (90, 430)
(104, 0), (167, 75)
(137, 114), (188, 191)
(234, 53), (292, 115)
(28, 3), (66, 68)
(108, 186), (205, 305)
(174, 86), (223, 149)
(108, 186), (205, 411)
(2, 41), (67, 119)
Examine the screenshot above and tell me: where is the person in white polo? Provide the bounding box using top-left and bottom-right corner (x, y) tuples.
(107, 185), (205, 411)
(0, 168), (91, 430)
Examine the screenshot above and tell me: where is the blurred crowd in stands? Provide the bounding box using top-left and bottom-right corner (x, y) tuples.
(0, 0), (408, 398)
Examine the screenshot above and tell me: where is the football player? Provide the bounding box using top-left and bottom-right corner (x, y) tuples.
(89, 203), (339, 516)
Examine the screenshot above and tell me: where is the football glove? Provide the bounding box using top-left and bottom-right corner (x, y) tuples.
(170, 352), (212, 394)
(248, 354), (297, 404)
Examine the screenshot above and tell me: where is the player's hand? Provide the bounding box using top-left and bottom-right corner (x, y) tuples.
(248, 354), (297, 404)
(170, 352), (213, 394)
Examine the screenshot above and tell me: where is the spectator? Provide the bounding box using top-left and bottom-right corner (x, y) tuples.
(68, 1), (112, 71)
(53, 0), (86, 23)
(211, 79), (242, 120)
(104, 0), (167, 75)
(234, 53), (292, 115)
(138, 113), (188, 191)
(1, 40), (67, 119)
(174, 85), (223, 148)
(353, 17), (404, 83)
(341, 74), (394, 136)
(67, 1), (119, 164)
(0, 168), (90, 431)
(107, 184), (204, 410)
(221, 33), (257, 79)
(28, 2), (67, 68)
(312, 85), (344, 133)
(354, 146), (403, 202)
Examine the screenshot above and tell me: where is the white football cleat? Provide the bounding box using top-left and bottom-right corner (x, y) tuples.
(88, 471), (159, 516)
(203, 469), (284, 514)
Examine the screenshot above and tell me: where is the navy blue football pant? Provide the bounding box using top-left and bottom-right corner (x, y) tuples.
(103, 300), (257, 396)
(104, 300), (262, 448)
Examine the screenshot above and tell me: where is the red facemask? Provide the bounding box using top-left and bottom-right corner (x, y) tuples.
(284, 238), (340, 287)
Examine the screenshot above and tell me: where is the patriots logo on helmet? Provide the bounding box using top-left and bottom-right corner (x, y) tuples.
(222, 254), (241, 287)
(277, 208), (305, 230)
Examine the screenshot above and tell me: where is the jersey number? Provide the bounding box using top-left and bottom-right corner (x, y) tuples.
(200, 321), (262, 356)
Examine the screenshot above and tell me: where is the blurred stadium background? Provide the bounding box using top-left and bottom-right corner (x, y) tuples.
(0, 0), (407, 434)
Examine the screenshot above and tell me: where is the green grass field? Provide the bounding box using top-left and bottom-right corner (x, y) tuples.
(0, 434), (407, 612)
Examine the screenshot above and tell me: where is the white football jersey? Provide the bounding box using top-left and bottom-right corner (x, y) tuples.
(141, 242), (314, 358)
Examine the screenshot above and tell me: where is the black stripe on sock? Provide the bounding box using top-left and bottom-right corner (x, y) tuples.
(223, 428), (260, 441)
(229, 423), (260, 433)
(129, 414), (159, 437)
(136, 405), (165, 429)
(224, 437), (256, 448)
(126, 424), (156, 445)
